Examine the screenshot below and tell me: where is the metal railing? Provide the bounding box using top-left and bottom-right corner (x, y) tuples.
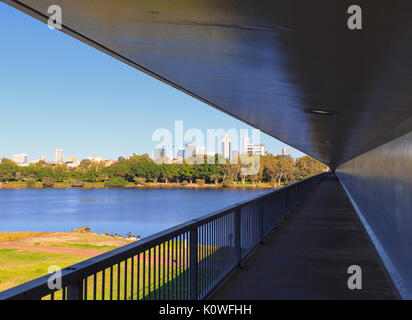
(0, 173), (325, 300)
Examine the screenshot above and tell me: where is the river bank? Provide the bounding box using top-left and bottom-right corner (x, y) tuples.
(0, 181), (280, 190)
(0, 231), (135, 292)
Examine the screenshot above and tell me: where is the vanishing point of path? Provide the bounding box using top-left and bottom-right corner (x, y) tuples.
(209, 174), (399, 300)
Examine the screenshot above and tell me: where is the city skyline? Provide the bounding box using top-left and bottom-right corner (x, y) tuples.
(4, 143), (295, 166)
(0, 2), (306, 164)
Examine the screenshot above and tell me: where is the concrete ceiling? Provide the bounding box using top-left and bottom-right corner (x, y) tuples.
(4, 0), (412, 169)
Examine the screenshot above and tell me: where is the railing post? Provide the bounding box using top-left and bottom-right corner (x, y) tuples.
(189, 225), (198, 300)
(259, 200), (264, 243)
(235, 208), (241, 267)
(67, 279), (83, 300)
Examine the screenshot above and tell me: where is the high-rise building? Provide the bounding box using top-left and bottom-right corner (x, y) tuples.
(243, 134), (266, 156)
(55, 149), (64, 164)
(196, 146), (206, 155)
(282, 148), (291, 157)
(246, 144), (266, 156)
(87, 156), (103, 163)
(243, 134), (251, 154)
(66, 156), (79, 168)
(231, 150), (239, 160)
(176, 148), (185, 158)
(67, 156), (78, 163)
(153, 146), (167, 160)
(13, 154), (28, 166)
(184, 144), (196, 159)
(221, 135), (232, 160)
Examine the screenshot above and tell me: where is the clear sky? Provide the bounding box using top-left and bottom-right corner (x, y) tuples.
(0, 3), (305, 162)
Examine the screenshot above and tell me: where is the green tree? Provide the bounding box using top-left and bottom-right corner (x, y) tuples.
(0, 159), (18, 182)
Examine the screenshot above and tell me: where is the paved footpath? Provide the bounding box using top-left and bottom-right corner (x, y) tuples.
(209, 175), (398, 300)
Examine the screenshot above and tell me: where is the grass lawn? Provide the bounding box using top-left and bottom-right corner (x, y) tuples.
(0, 232), (226, 300)
(0, 248), (85, 292)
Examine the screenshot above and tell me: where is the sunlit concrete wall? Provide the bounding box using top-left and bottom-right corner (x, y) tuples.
(336, 131), (412, 299)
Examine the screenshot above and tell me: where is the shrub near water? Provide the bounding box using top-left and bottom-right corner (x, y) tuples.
(105, 177), (127, 188)
(133, 176), (146, 185)
(26, 179), (36, 188)
(71, 178), (84, 188)
(42, 177), (54, 188)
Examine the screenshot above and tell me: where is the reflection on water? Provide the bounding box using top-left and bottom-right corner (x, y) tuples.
(0, 188), (271, 238)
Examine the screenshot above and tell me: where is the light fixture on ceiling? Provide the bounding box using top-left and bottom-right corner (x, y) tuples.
(305, 108), (336, 116)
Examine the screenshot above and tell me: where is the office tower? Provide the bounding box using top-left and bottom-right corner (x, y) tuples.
(55, 149), (64, 164)
(245, 144), (266, 156)
(184, 143), (196, 159)
(13, 154), (28, 166)
(243, 134), (251, 154)
(196, 146), (206, 155)
(282, 148), (291, 157)
(231, 150), (239, 160)
(221, 135), (232, 160)
(67, 156), (78, 163)
(153, 147), (167, 160)
(176, 148), (185, 158)
(87, 156), (103, 162)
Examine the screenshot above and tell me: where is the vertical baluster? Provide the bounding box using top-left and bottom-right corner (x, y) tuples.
(154, 245), (157, 300)
(137, 253), (140, 300)
(186, 231), (189, 299)
(201, 224), (204, 296)
(149, 247), (152, 299)
(213, 218), (217, 284)
(124, 259), (128, 300)
(176, 235), (179, 300)
(207, 222), (210, 292)
(131, 256), (134, 300)
(117, 263), (121, 300)
(173, 236), (176, 299)
(84, 277), (88, 300)
(157, 245), (160, 300)
(184, 232), (187, 299)
(62, 287), (66, 301)
(205, 222), (209, 293)
(143, 251), (146, 300)
(163, 243), (166, 300)
(166, 241), (169, 300)
(93, 273), (97, 300)
(235, 208), (241, 267)
(217, 217), (221, 279)
(189, 226), (198, 300)
(110, 266), (113, 300)
(102, 268), (105, 300)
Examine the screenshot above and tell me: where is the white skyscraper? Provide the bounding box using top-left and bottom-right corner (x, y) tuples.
(246, 144), (266, 156)
(243, 134), (251, 154)
(55, 149), (64, 164)
(196, 146), (206, 155)
(184, 144), (196, 159)
(13, 154), (28, 166)
(221, 135), (232, 160)
(282, 148), (291, 157)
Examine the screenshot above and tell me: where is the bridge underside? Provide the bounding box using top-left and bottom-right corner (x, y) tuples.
(210, 175), (397, 299)
(2, 0), (412, 298)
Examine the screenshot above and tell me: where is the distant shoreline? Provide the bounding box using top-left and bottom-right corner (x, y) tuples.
(0, 181), (279, 190)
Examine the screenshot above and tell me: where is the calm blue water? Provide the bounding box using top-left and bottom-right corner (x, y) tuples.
(0, 188), (271, 238)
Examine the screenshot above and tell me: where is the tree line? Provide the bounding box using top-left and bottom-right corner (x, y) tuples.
(0, 154), (327, 187)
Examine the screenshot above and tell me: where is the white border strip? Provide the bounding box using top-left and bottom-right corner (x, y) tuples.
(337, 174), (410, 300)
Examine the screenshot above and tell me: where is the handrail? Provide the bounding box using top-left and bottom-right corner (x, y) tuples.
(0, 172), (326, 300)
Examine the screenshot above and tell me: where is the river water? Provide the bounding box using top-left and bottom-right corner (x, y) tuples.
(0, 188), (271, 238)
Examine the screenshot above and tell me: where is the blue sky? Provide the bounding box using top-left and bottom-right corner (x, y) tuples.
(0, 3), (305, 162)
